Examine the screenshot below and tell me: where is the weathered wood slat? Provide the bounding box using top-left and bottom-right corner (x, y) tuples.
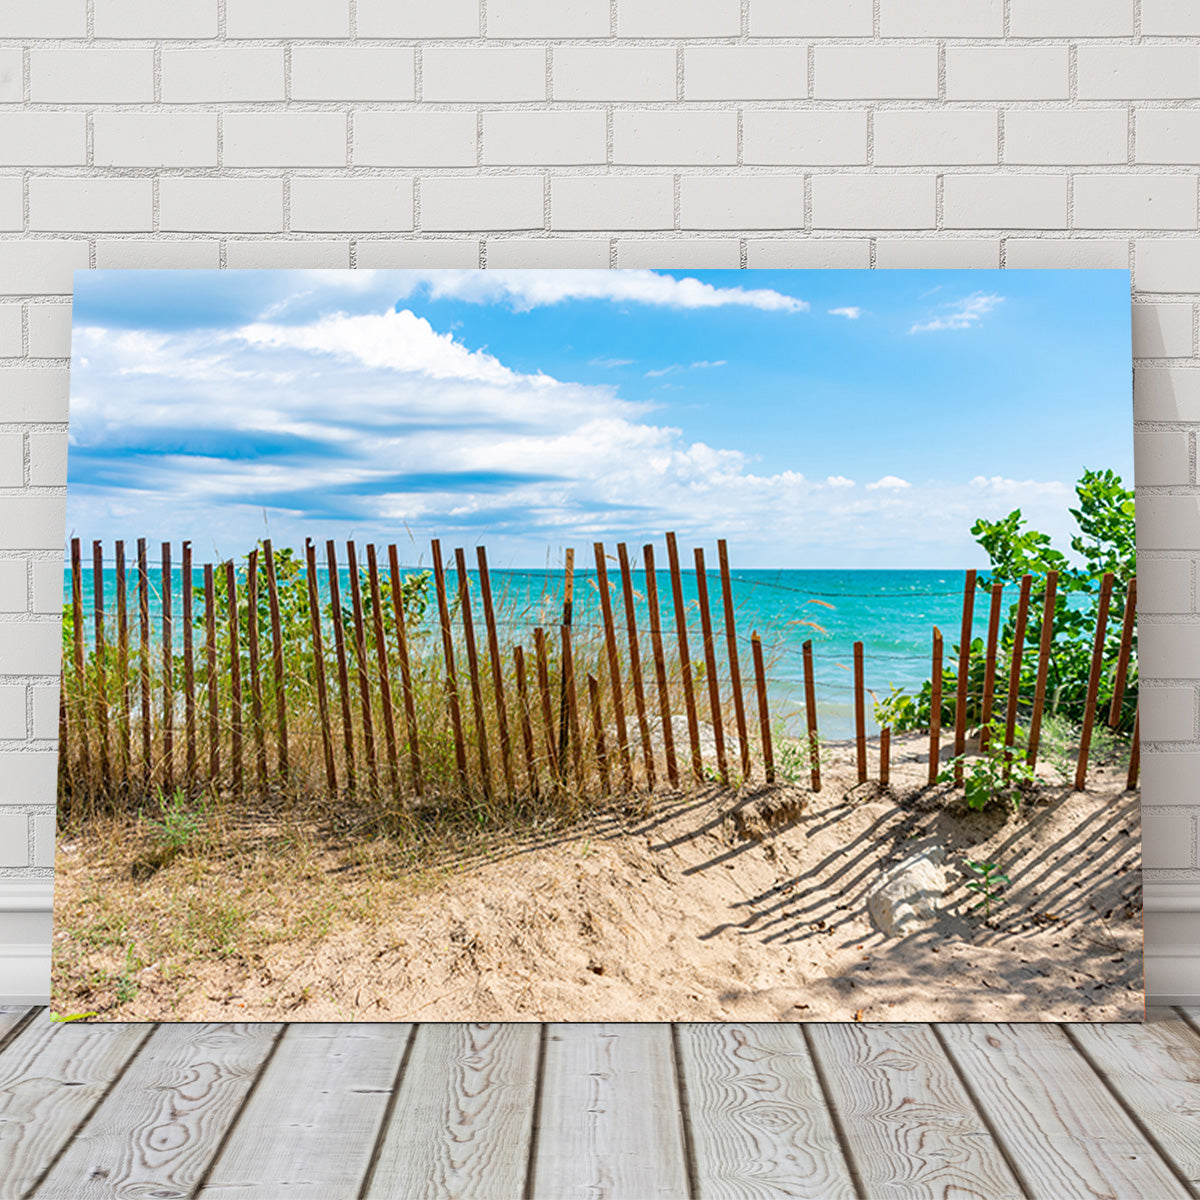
(0, 1011), (152, 1200)
(665, 532), (703, 784)
(694, 546), (728, 785)
(643, 543), (678, 789)
(808, 1023), (1024, 1200)
(980, 579), (1003, 752)
(938, 1023), (1192, 1200)
(928, 626), (943, 784)
(531, 1024), (688, 1200)
(366, 1023), (538, 1200)
(953, 568), (976, 784)
(0, 1006), (33, 1048)
(197, 1024), (413, 1199)
(1026, 570), (1059, 769)
(33, 1023), (280, 1200)
(596, 541), (633, 789)
(618, 542), (656, 790)
(717, 539), (751, 781)
(676, 1024), (855, 1200)
(853, 640), (866, 784)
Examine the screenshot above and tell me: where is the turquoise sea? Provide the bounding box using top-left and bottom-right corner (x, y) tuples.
(70, 563), (1062, 741)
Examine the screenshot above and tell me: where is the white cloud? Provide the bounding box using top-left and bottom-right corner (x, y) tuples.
(865, 475), (911, 491)
(910, 292), (1003, 334)
(590, 356), (633, 368)
(828, 307), (862, 320)
(644, 365), (680, 378)
(690, 359), (727, 369)
(825, 475), (855, 488)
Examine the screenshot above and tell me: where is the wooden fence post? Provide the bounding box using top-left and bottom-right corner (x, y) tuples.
(161, 542), (174, 795)
(1075, 572), (1115, 791)
(513, 645), (538, 799)
(263, 540), (289, 787)
(477, 546), (515, 800)
(533, 626), (560, 785)
(953, 569), (976, 785)
(928, 627), (943, 785)
(346, 542), (378, 799)
(854, 641), (867, 784)
(595, 542), (633, 790)
(326, 540), (357, 796)
(304, 539), (337, 796)
(1126, 704), (1140, 790)
(751, 632), (774, 784)
(387, 545), (422, 795)
(137, 538), (151, 792)
(694, 547), (728, 785)
(979, 581), (1003, 752)
(560, 620), (583, 782)
(431, 539), (469, 796)
(642, 543), (678, 788)
(455, 546), (492, 798)
(617, 542), (655, 790)
(802, 639), (820, 792)
(717, 539), (751, 781)
(115, 540), (130, 783)
(880, 727), (891, 787)
(225, 559), (243, 798)
(246, 549), (267, 796)
(91, 540), (110, 789)
(1002, 574), (1033, 778)
(367, 544), (400, 799)
(587, 673), (610, 794)
(1026, 571), (1059, 771)
(182, 541), (196, 792)
(666, 532), (703, 783)
(1108, 576), (1137, 730)
(204, 564), (219, 786)
(70, 537), (89, 789)
(558, 548), (576, 771)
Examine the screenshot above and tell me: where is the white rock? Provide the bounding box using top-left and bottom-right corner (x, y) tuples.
(866, 845), (948, 938)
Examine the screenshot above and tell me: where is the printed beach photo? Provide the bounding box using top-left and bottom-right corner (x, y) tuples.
(50, 268), (1140, 1023)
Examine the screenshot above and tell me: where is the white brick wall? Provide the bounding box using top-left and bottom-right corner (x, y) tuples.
(0, 0), (1196, 1003)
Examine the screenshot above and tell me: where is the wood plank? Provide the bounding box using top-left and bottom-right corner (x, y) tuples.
(33, 1023), (281, 1200)
(675, 1024), (855, 1200)
(0, 1010), (151, 1200)
(197, 1024), (413, 1199)
(807, 1023), (1023, 1200)
(939, 1022), (1192, 1200)
(0, 1006), (33, 1050)
(366, 1023), (539, 1200)
(1067, 1021), (1200, 1194)
(531, 1024), (688, 1200)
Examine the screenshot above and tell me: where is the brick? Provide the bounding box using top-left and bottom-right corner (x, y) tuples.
(684, 48), (808, 101)
(750, 0), (870, 35)
(162, 49), (285, 104)
(1006, 239), (1129, 269)
(0, 435), (22, 487)
(0, 179), (19, 232)
(1, 0), (85, 36)
(0, 114), (85, 166)
(814, 47), (937, 100)
(0, 687), (24, 740)
(942, 175), (1067, 229)
(0, 370), (69, 421)
(1009, 0), (1132, 35)
(0, 752), (58, 805)
(160, 178), (283, 233)
(93, 113), (218, 168)
(30, 179), (151, 233)
(27, 305), (70, 358)
(1139, 559), (1193, 614)
(1077, 177), (1196, 232)
(874, 110), (997, 166)
(550, 176), (672, 231)
(1136, 431), (1190, 486)
(1135, 368), (1200, 421)
(1133, 303), (1194, 359)
(357, 0), (478, 36)
(1138, 111), (1200, 166)
(618, 0), (739, 36)
(291, 178), (413, 232)
(0, 622), (61, 674)
(1141, 0), (1200, 35)
(291, 48), (415, 102)
(423, 49), (545, 103)
(1004, 109), (1127, 166)
(742, 111), (865, 166)
(355, 113), (477, 167)
(0, 51), (21, 104)
(1080, 48), (1200, 101)
(27, 434), (65, 487)
(880, 0), (1001, 36)
(34, 812), (55, 866)
(0, 814), (27, 867)
(1138, 497), (1200, 551)
(0, 500), (65, 551)
(225, 242), (350, 269)
(614, 111), (736, 166)
(95, 241), (220, 269)
(946, 48), (1068, 100)
(30, 50), (153, 104)
(681, 176), (804, 230)
(746, 239), (871, 268)
(484, 111), (607, 166)
(488, 0), (609, 37)
(486, 239), (608, 268)
(30, 684), (58, 738)
(226, 0), (349, 37)
(811, 175), (936, 230)
(94, 0), (217, 37)
(553, 47), (676, 101)
(31, 559), (64, 613)
(422, 176), (542, 232)
(0, 561), (24, 612)
(1143, 811), (1195, 868)
(1142, 750), (1200, 804)
(0, 306), (18, 357)
(1141, 622), (1200, 678)
(616, 239), (740, 268)
(1137, 241), (1200, 294)
(356, 241), (480, 268)
(223, 114), (347, 168)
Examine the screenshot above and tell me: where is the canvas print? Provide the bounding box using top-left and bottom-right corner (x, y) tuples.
(50, 268), (1140, 1022)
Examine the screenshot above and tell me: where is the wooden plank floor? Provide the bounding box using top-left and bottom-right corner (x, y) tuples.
(0, 1008), (1197, 1199)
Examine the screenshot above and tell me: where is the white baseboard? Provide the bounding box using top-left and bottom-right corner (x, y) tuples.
(0, 945), (49, 1005)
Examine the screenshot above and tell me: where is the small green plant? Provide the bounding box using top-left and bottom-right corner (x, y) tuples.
(776, 726), (821, 785)
(873, 684), (919, 733)
(145, 787), (202, 854)
(964, 858), (1009, 918)
(113, 941), (141, 1005)
(938, 724), (1036, 813)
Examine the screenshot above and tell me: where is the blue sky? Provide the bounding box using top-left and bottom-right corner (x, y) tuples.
(68, 268), (1132, 568)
